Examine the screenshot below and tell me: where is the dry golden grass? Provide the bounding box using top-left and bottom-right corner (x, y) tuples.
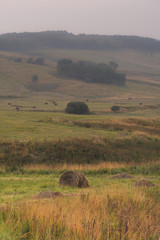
(1, 185), (160, 239)
(23, 162), (131, 172)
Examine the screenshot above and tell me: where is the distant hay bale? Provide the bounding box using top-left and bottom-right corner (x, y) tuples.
(59, 171), (89, 188)
(112, 172), (134, 179)
(133, 179), (155, 187)
(33, 191), (63, 199)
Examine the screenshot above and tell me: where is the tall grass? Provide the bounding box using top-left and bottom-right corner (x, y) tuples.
(1, 135), (160, 169)
(0, 186), (159, 239)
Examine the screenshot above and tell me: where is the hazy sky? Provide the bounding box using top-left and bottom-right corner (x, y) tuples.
(0, 0), (160, 39)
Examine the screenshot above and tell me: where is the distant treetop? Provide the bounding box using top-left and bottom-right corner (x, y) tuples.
(0, 31), (160, 52)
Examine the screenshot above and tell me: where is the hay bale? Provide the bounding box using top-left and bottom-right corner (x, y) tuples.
(33, 191), (63, 199)
(133, 179), (155, 187)
(76, 172), (90, 187)
(112, 172), (134, 179)
(59, 171), (89, 188)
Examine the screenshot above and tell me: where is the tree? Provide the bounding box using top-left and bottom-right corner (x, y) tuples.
(31, 75), (39, 83)
(108, 61), (119, 70)
(65, 102), (89, 114)
(34, 57), (45, 65)
(57, 59), (73, 77)
(111, 105), (120, 112)
(14, 57), (22, 62)
(27, 57), (34, 64)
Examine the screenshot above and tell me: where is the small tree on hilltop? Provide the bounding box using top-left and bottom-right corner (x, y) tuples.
(65, 102), (89, 114)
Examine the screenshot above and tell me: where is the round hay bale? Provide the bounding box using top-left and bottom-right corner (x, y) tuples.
(59, 171), (89, 188)
(76, 172), (89, 187)
(33, 191), (63, 199)
(59, 171), (80, 187)
(112, 172), (134, 179)
(133, 179), (155, 187)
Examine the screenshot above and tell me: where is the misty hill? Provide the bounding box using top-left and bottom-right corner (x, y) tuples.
(0, 31), (160, 52)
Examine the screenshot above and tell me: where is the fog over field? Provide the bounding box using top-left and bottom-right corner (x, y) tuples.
(0, 0), (160, 39)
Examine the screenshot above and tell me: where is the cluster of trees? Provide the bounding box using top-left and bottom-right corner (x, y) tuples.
(12, 57), (45, 65)
(27, 57), (45, 65)
(0, 31), (160, 52)
(57, 59), (126, 86)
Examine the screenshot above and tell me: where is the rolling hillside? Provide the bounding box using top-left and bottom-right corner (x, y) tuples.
(0, 48), (160, 101)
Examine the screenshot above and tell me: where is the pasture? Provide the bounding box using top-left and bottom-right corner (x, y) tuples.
(0, 48), (160, 239)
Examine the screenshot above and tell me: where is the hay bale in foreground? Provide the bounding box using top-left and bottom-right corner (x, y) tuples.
(112, 172), (134, 179)
(133, 180), (155, 187)
(59, 171), (89, 188)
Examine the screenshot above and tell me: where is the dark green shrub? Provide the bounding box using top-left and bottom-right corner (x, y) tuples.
(65, 102), (89, 114)
(111, 105), (120, 112)
(31, 75), (39, 83)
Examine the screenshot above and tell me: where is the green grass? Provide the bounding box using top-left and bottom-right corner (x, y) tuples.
(1, 107), (160, 141)
(0, 169), (159, 204)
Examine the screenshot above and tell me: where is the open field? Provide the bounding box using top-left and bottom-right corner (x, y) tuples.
(0, 48), (160, 239)
(0, 164), (159, 239)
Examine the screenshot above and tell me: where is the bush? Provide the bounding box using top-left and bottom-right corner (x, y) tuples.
(27, 57), (45, 65)
(65, 102), (89, 114)
(14, 57), (22, 62)
(31, 75), (39, 83)
(34, 57), (45, 65)
(111, 105), (120, 112)
(27, 57), (34, 64)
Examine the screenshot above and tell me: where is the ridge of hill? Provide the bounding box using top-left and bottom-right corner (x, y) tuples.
(0, 31), (160, 52)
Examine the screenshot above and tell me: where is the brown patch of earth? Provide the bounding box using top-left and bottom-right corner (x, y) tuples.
(33, 191), (76, 199)
(133, 179), (155, 187)
(112, 172), (134, 179)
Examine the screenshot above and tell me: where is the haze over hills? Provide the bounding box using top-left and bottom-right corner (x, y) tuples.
(0, 31), (160, 52)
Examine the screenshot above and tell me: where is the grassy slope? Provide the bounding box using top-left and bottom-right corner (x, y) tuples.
(0, 49), (160, 100)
